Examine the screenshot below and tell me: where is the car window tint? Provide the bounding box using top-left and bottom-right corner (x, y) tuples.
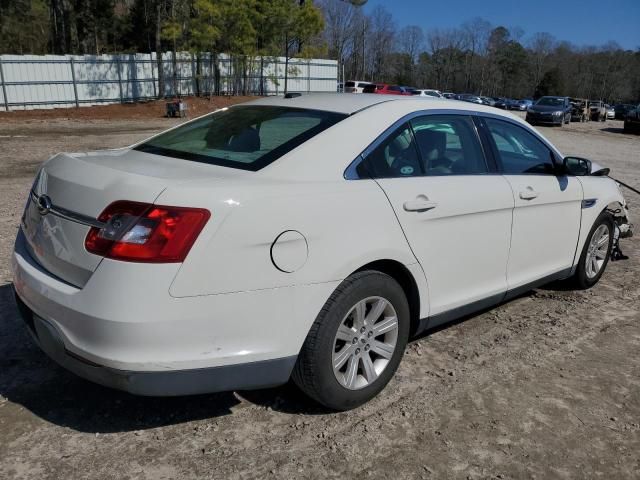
(484, 118), (555, 175)
(411, 115), (487, 175)
(135, 106), (346, 171)
(357, 123), (422, 178)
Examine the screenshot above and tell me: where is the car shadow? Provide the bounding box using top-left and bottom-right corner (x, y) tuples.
(0, 282), (332, 433)
(600, 126), (627, 134)
(0, 276), (581, 431)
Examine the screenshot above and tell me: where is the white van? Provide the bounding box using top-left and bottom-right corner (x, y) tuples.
(344, 80), (372, 93)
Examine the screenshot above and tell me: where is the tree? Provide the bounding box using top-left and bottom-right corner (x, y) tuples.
(536, 67), (564, 97)
(396, 25), (423, 84)
(189, 0), (222, 96)
(0, 0), (49, 54)
(529, 32), (556, 95)
(367, 6), (395, 81)
(265, 0), (324, 93)
(460, 18), (491, 93)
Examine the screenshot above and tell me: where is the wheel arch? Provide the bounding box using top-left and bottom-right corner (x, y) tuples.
(352, 259), (423, 336)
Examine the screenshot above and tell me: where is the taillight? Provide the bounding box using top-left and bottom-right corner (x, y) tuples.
(85, 201), (210, 263)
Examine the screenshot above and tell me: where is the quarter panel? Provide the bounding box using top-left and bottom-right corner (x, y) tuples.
(163, 179), (421, 298)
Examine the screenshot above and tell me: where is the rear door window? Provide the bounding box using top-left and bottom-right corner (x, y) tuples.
(357, 115), (487, 178)
(411, 115), (487, 175)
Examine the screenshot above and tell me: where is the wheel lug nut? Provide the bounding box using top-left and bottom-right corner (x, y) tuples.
(355, 348), (361, 355)
(364, 345), (370, 351)
(352, 338), (358, 344)
(367, 331), (373, 338)
(360, 327), (366, 333)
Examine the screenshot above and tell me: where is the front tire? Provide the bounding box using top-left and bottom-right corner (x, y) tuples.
(292, 271), (410, 410)
(572, 212), (614, 289)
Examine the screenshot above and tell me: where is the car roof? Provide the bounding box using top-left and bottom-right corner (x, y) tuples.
(248, 93), (392, 114)
(246, 93), (510, 116)
(248, 94), (547, 181)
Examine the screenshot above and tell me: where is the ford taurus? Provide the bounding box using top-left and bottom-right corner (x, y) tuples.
(12, 94), (632, 410)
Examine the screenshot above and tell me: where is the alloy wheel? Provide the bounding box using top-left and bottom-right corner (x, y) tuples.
(332, 296), (399, 390)
(585, 224), (609, 279)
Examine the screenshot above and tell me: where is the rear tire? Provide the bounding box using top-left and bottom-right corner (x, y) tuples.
(572, 212), (614, 289)
(292, 271), (410, 410)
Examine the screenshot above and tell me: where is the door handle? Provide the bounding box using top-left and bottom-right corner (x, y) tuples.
(519, 188), (539, 200)
(403, 197), (438, 212)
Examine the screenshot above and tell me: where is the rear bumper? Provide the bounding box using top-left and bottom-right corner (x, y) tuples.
(15, 293), (295, 396)
(12, 229), (338, 395)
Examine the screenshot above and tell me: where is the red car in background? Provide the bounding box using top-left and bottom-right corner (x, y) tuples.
(362, 84), (412, 95)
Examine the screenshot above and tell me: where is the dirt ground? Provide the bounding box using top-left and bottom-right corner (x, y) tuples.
(0, 104), (639, 480)
(0, 96), (257, 122)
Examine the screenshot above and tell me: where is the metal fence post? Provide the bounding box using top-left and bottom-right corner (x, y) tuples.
(69, 57), (79, 108)
(0, 57), (9, 111)
(116, 56), (124, 103)
(150, 53), (157, 98)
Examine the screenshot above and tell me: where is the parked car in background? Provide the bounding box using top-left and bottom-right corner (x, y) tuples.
(494, 98), (516, 110)
(589, 100), (607, 122)
(606, 105), (615, 120)
(456, 94), (484, 104)
(344, 80), (372, 93)
(624, 104), (640, 133)
(526, 96), (572, 126)
(442, 92), (455, 99)
(372, 84), (412, 95)
(570, 98), (590, 122)
(480, 97), (496, 106)
(13, 93), (632, 410)
(614, 103), (634, 120)
(515, 99), (534, 111)
(413, 89), (444, 98)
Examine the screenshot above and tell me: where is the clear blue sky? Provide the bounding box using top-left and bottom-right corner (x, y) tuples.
(363, 0), (640, 50)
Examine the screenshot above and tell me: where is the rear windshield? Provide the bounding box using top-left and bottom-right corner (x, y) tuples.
(135, 106), (347, 171)
(345, 81), (356, 87)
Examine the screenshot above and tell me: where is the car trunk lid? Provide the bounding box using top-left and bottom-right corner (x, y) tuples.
(21, 148), (241, 287)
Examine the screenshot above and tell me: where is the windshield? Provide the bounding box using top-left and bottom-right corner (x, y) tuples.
(135, 106), (347, 171)
(536, 97), (564, 106)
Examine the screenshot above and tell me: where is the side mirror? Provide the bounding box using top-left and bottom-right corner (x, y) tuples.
(563, 156), (591, 176)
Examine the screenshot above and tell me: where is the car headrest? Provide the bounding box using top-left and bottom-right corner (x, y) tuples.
(227, 127), (260, 153)
(414, 129), (446, 160)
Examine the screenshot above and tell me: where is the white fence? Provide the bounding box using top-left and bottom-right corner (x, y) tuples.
(0, 52), (339, 111)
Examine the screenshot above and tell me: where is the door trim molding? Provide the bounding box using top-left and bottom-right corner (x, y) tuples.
(415, 267), (573, 335)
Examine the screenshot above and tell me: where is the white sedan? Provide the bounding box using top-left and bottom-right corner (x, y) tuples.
(413, 89), (444, 98)
(12, 94), (632, 410)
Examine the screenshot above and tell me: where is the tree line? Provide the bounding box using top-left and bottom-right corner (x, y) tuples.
(0, 0), (324, 95)
(319, 0), (640, 102)
(1, 0), (638, 102)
